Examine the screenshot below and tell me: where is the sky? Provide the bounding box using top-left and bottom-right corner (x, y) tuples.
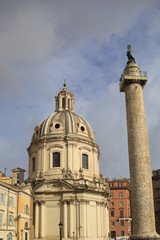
(0, 0), (160, 179)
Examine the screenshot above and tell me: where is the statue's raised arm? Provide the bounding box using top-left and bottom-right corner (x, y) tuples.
(127, 45), (135, 62)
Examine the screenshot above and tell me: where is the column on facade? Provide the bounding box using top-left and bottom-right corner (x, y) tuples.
(41, 146), (44, 172)
(43, 144), (46, 172)
(67, 143), (72, 169)
(72, 144), (77, 171)
(86, 201), (89, 238)
(35, 201), (40, 238)
(69, 200), (74, 238)
(103, 203), (108, 238)
(105, 203), (109, 237)
(40, 201), (45, 238)
(79, 200), (87, 238)
(92, 148), (95, 176)
(38, 147), (42, 170)
(96, 201), (101, 238)
(100, 202), (104, 238)
(63, 200), (68, 238)
(94, 148), (98, 177)
(76, 199), (80, 239)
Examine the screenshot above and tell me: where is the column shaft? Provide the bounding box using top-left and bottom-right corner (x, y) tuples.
(80, 201), (86, 238)
(125, 83), (156, 236)
(35, 202), (39, 238)
(100, 204), (104, 237)
(69, 202), (73, 237)
(63, 202), (67, 238)
(41, 202), (45, 238)
(97, 203), (101, 238)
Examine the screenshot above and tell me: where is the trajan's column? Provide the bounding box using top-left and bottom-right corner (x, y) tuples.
(120, 46), (160, 240)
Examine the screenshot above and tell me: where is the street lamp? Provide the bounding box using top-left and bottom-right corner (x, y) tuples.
(58, 221), (63, 240)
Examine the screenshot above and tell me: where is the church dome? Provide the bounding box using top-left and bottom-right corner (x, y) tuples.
(30, 84), (95, 146)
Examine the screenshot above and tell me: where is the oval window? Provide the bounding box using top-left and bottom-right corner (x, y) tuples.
(81, 126), (85, 131)
(55, 123), (60, 129)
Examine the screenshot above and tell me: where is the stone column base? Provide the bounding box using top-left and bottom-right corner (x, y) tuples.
(131, 233), (160, 240)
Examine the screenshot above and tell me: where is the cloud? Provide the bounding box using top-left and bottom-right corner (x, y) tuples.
(0, 0), (153, 94)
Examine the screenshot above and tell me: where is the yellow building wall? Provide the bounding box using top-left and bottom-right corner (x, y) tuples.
(17, 192), (34, 240)
(16, 191), (34, 240)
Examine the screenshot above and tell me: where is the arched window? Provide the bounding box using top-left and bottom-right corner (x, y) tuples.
(25, 204), (29, 214)
(68, 98), (70, 109)
(53, 152), (60, 167)
(32, 157), (35, 172)
(82, 154), (88, 169)
(62, 98), (65, 108)
(7, 232), (13, 240)
(17, 174), (20, 184)
(25, 221), (29, 228)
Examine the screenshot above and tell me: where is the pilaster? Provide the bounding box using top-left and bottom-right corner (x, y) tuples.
(62, 200), (68, 238)
(40, 201), (45, 238)
(35, 201), (40, 238)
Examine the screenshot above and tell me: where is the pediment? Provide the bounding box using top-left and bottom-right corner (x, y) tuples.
(34, 180), (75, 193)
(20, 183), (34, 196)
(11, 167), (25, 172)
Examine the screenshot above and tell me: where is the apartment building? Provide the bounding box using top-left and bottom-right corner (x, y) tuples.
(0, 169), (34, 240)
(106, 178), (131, 240)
(152, 169), (160, 234)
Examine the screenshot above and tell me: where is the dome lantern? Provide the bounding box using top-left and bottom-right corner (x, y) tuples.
(55, 83), (74, 112)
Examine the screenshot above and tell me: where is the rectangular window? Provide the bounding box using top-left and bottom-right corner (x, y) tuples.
(119, 182), (122, 187)
(82, 154), (88, 169)
(110, 183), (113, 187)
(32, 157), (35, 172)
(121, 220), (124, 226)
(111, 210), (114, 217)
(9, 197), (14, 207)
(25, 232), (28, 240)
(0, 193), (5, 204)
(111, 202), (114, 206)
(0, 212), (3, 225)
(111, 221), (115, 226)
(9, 215), (14, 226)
(110, 192), (114, 198)
(120, 210), (124, 218)
(120, 201), (123, 206)
(53, 152), (60, 167)
(121, 231), (124, 236)
(119, 192), (123, 198)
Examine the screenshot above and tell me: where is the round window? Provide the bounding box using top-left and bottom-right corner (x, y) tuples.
(81, 126), (85, 131)
(55, 123), (60, 129)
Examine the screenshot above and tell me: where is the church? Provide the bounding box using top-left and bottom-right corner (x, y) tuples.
(27, 83), (110, 240)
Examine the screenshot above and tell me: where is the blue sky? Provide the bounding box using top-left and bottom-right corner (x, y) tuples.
(0, 0), (160, 179)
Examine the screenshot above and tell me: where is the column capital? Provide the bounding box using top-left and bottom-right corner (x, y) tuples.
(62, 199), (69, 204)
(68, 199), (74, 204)
(96, 201), (104, 206)
(79, 199), (90, 205)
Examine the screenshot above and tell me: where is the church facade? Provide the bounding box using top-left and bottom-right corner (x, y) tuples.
(27, 84), (110, 240)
